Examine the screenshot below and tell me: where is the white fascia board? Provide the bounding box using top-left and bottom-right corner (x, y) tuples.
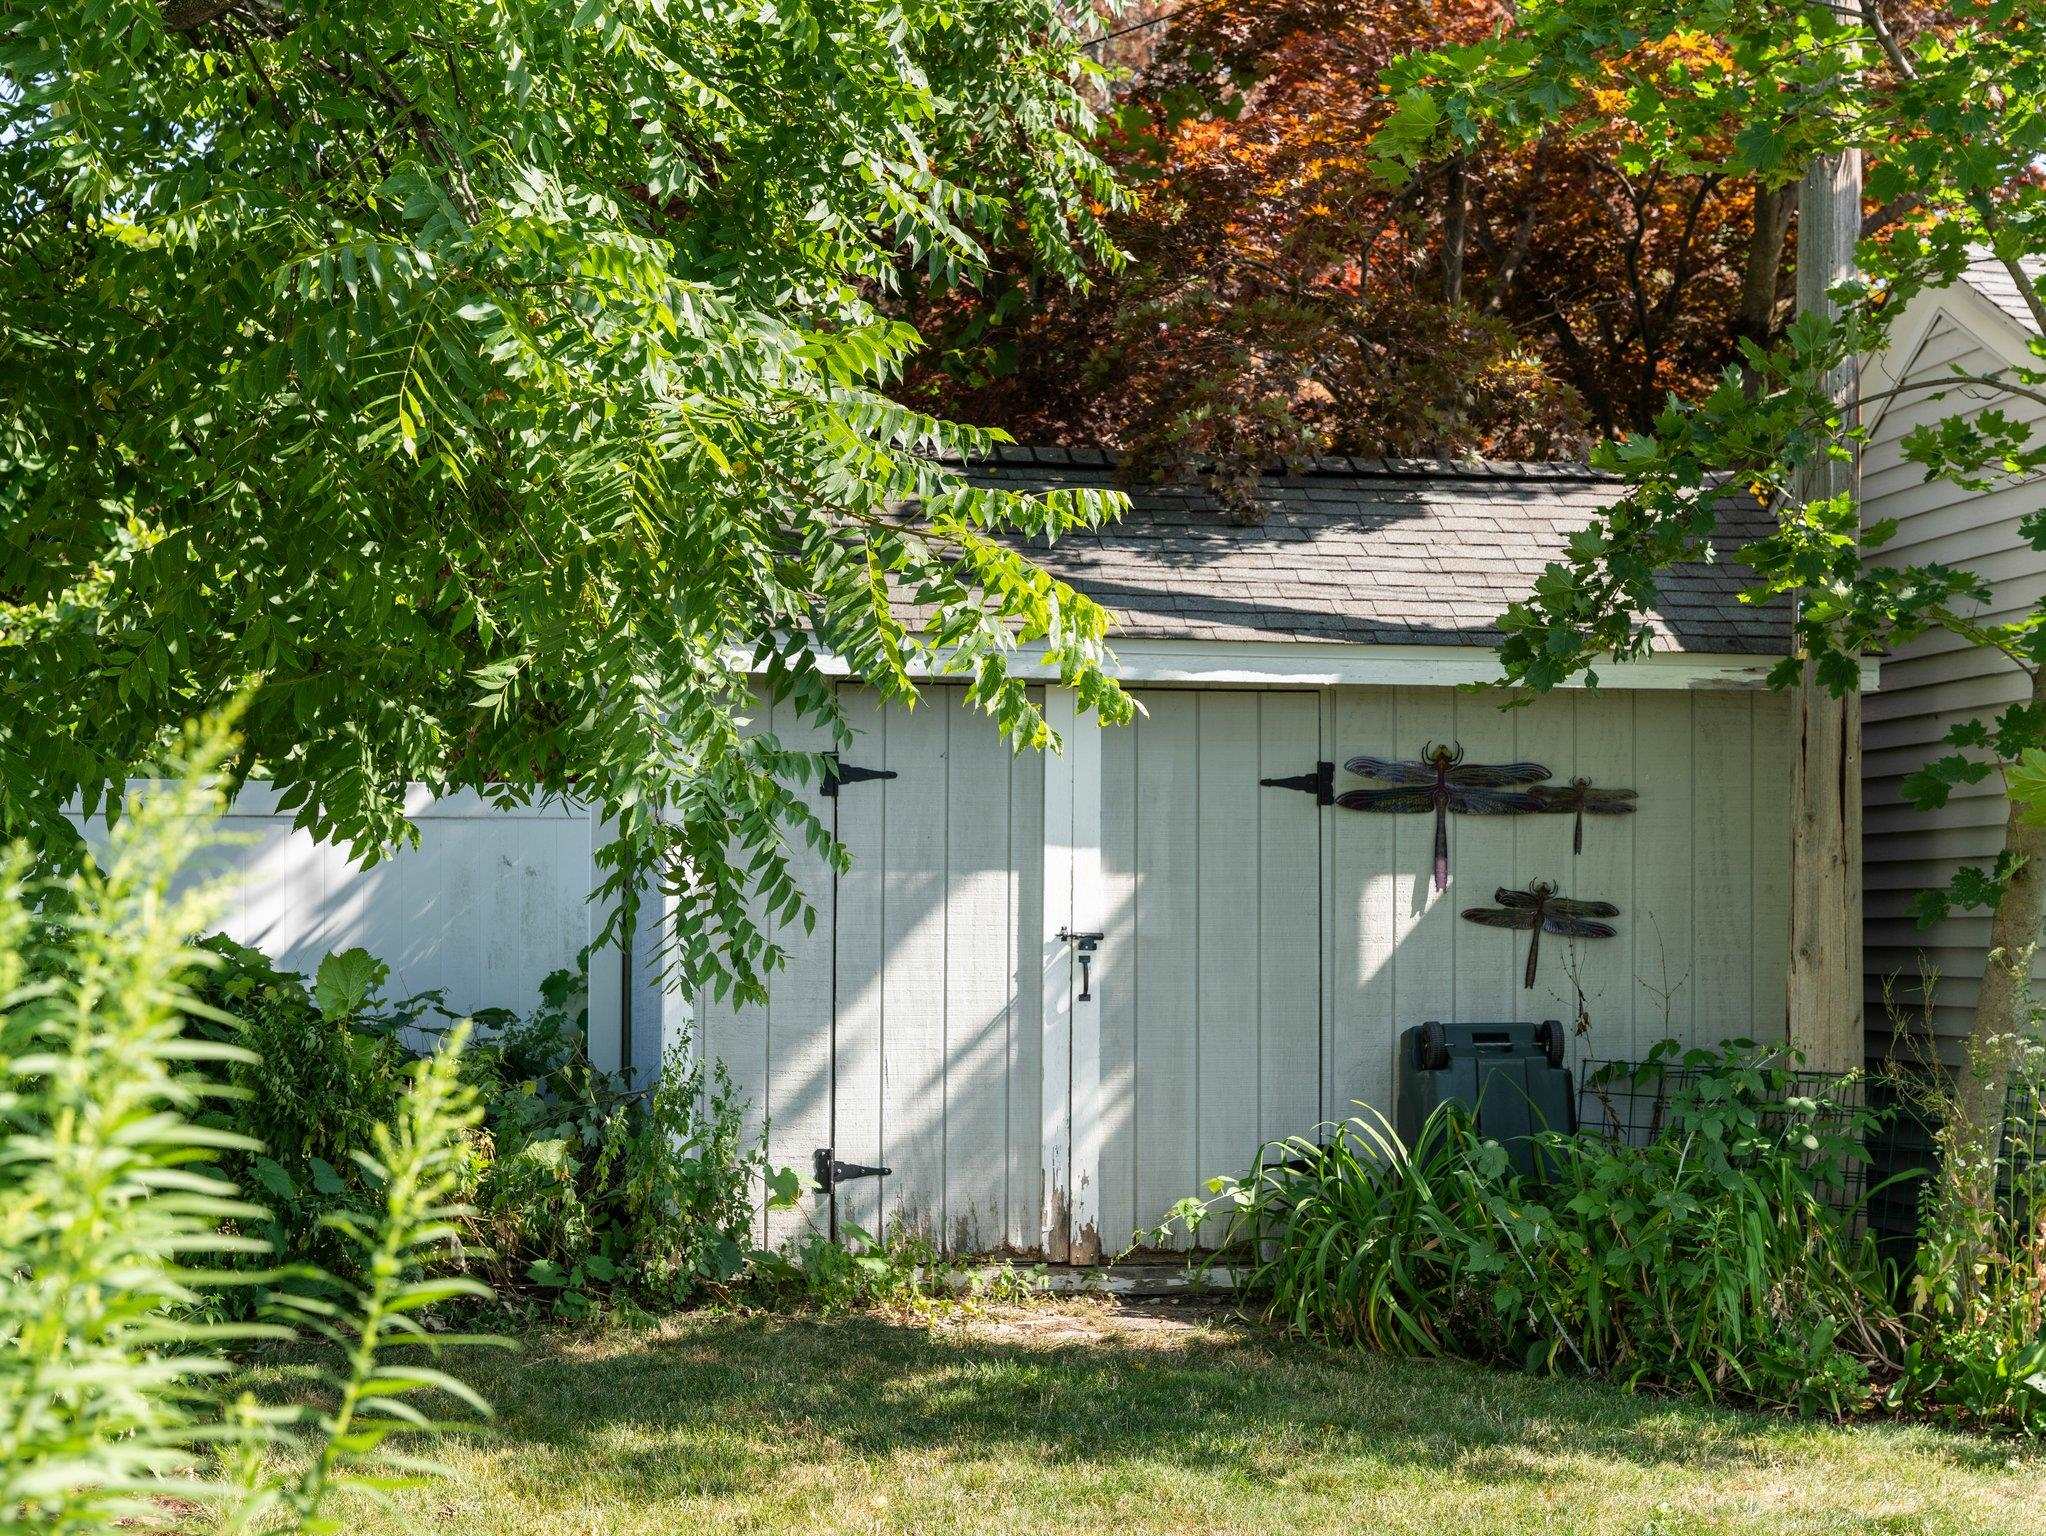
(1863, 283), (2039, 445)
(786, 639), (1881, 692)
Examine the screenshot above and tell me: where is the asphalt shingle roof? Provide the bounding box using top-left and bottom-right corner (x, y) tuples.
(947, 448), (1788, 656)
(1960, 251), (2045, 332)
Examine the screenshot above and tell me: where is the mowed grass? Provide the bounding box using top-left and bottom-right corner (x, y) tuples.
(227, 1300), (2043, 1536)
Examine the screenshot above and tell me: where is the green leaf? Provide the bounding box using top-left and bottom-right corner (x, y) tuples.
(250, 1155), (298, 1201)
(308, 1157), (348, 1197)
(2010, 748), (2046, 826)
(315, 948), (390, 1022)
(527, 1259), (569, 1289)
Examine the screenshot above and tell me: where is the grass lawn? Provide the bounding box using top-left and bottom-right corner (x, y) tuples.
(230, 1299), (2042, 1536)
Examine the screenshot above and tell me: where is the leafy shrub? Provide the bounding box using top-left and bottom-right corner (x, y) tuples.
(0, 737), (493, 1532)
(1162, 1042), (1902, 1417)
(751, 1222), (949, 1314)
(187, 939), (418, 1284)
(189, 942), (796, 1318)
(454, 979), (799, 1315)
(1889, 1038), (2046, 1433)
(1499, 1059), (1899, 1414)
(618, 1042), (803, 1299)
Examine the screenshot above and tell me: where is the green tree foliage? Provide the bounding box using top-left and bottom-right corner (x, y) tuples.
(1373, 0), (2046, 1200)
(0, 0), (1135, 1004)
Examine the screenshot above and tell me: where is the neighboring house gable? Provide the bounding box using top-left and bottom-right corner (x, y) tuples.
(1862, 259), (2046, 1068)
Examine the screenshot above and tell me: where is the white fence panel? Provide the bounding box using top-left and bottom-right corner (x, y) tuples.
(72, 785), (604, 1026)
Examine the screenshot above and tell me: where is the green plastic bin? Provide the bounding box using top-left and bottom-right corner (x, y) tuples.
(1394, 1020), (1576, 1178)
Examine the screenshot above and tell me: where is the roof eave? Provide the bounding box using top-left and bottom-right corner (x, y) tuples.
(791, 637), (1875, 693)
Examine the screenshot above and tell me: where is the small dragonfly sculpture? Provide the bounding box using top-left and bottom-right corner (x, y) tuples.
(1461, 881), (1620, 990)
(1532, 777), (1639, 854)
(1337, 742), (1549, 891)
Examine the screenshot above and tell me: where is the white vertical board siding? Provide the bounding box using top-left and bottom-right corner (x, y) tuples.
(1257, 693), (1323, 1168)
(1007, 718), (1048, 1255)
(1098, 691), (1325, 1252)
(873, 695), (951, 1241)
(1628, 692), (1698, 1052)
(1322, 684), (1789, 1077)
(1862, 313), (2045, 1067)
(1097, 708), (1140, 1253)
(859, 687), (1044, 1251)
(1573, 690), (1640, 1063)
(1324, 688), (1398, 1131)
(691, 696), (838, 1247)
(1453, 689), (1525, 1018)
(1192, 693), (1263, 1251)
(833, 688), (889, 1242)
(1692, 693), (1756, 1047)
(1098, 684), (1794, 1253)
(125, 672), (1795, 1262)
(1508, 692), (1581, 1054)
(705, 685), (1047, 1253)
(73, 786), (597, 1019)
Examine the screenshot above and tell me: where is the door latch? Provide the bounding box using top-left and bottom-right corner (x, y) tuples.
(813, 1147), (891, 1193)
(1057, 928), (1104, 1002)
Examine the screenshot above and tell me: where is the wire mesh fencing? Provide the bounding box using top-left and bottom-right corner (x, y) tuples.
(1860, 1073), (2046, 1249)
(1575, 1055), (1874, 1217)
(1574, 1051), (2046, 1245)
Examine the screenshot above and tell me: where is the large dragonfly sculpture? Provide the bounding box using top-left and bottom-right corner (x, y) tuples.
(1531, 777), (1639, 854)
(1337, 743), (1549, 891)
(1461, 881), (1620, 990)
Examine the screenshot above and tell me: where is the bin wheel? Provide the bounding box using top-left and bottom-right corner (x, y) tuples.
(1415, 1021), (1449, 1073)
(1535, 1018), (1566, 1070)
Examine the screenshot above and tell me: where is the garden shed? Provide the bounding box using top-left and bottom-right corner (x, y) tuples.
(668, 452), (1876, 1259)
(126, 455), (1875, 1262)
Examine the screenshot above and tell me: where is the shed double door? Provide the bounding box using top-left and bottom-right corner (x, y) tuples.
(1096, 690), (1327, 1251)
(697, 687), (1045, 1256)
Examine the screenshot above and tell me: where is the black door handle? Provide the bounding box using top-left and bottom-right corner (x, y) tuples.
(1058, 929), (1103, 1002)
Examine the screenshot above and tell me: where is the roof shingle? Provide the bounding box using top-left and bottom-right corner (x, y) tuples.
(1959, 251), (2045, 333)
(940, 451), (1788, 656)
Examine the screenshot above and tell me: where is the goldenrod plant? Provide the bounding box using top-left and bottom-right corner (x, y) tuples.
(0, 727), (496, 1533)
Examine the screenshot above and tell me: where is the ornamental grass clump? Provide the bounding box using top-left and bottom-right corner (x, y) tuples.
(1159, 1043), (1903, 1417)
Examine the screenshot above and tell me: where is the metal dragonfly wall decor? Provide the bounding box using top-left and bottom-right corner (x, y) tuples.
(1461, 881), (1620, 990)
(1531, 777), (1639, 854)
(1337, 743), (1549, 891)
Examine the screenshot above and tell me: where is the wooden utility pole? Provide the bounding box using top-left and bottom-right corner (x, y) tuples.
(1784, 148), (1866, 1073)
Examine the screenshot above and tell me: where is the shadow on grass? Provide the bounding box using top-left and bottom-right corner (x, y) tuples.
(348, 1306), (2021, 1508)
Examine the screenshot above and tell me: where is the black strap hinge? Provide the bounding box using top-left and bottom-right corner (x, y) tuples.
(814, 1147), (891, 1192)
(1259, 760), (1335, 805)
(821, 753), (897, 797)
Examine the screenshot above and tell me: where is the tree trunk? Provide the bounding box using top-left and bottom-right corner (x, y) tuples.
(1947, 665), (2046, 1215)
(1735, 180), (1796, 380)
(1442, 156), (1469, 308)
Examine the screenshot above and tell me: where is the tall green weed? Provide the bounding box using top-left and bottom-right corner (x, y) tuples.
(0, 732), (495, 1532)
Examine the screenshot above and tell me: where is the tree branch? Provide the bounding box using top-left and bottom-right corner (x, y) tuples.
(159, 0), (240, 28)
(1966, 194), (2046, 337)
(1859, 369), (2046, 416)
(1857, 0), (1917, 82)
(1862, 190), (1922, 239)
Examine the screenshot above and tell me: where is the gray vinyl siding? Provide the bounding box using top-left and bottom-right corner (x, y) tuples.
(1862, 313), (2046, 1068)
